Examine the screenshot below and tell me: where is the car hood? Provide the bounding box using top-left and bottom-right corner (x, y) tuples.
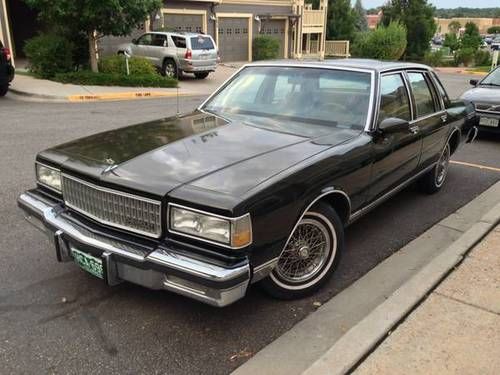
(38, 111), (358, 197)
(461, 86), (500, 104)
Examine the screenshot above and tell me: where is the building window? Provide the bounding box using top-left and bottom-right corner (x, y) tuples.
(235, 28), (241, 34)
(274, 28), (279, 34)
(266, 28), (272, 34)
(243, 28), (248, 34)
(195, 26), (202, 33)
(219, 28), (224, 35)
(227, 28), (232, 35)
(186, 26), (192, 32)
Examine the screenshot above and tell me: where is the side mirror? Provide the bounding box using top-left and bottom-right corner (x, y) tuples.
(378, 117), (409, 134)
(132, 38), (137, 45)
(469, 79), (478, 86)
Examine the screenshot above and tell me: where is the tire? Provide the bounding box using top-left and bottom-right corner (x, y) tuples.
(260, 202), (344, 300)
(162, 59), (178, 79)
(194, 72), (209, 79)
(0, 84), (8, 97)
(418, 143), (451, 194)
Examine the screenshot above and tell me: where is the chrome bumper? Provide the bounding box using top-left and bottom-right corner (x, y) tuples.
(18, 191), (250, 307)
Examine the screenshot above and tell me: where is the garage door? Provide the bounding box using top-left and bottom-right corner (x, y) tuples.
(259, 19), (287, 58)
(164, 13), (204, 34)
(218, 17), (250, 62)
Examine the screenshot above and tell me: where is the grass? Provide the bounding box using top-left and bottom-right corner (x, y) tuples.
(467, 66), (493, 73)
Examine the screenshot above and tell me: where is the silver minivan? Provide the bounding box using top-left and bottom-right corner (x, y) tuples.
(117, 32), (218, 79)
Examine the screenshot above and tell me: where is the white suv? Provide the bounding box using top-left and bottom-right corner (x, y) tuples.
(117, 32), (218, 79)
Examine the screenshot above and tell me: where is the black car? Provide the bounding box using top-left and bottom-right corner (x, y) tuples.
(0, 39), (14, 96)
(461, 67), (500, 133)
(18, 60), (477, 307)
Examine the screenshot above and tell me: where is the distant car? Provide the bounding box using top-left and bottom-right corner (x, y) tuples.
(462, 67), (500, 133)
(491, 36), (500, 51)
(432, 36), (443, 45)
(0, 39), (15, 96)
(117, 32), (218, 79)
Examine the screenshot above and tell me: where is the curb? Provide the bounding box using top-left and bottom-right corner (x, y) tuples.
(9, 87), (195, 103)
(303, 201), (500, 375)
(434, 68), (488, 76)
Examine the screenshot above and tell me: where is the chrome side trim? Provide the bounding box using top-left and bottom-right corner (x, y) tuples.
(167, 203), (253, 250)
(251, 257), (279, 283)
(349, 162), (437, 223)
(62, 174), (162, 239)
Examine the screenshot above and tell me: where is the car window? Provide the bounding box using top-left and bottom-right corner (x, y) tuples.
(137, 34), (153, 46)
(190, 36), (215, 50)
(171, 36), (187, 49)
(378, 74), (411, 124)
(430, 72), (451, 107)
(480, 67), (500, 86)
(204, 66), (372, 132)
(407, 72), (437, 117)
(152, 34), (168, 47)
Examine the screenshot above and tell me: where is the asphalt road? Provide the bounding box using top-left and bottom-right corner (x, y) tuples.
(0, 73), (498, 374)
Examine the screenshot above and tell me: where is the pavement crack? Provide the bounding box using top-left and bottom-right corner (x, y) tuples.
(433, 291), (500, 316)
(81, 308), (118, 356)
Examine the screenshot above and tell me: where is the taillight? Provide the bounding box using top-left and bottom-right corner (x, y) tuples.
(185, 49), (192, 59)
(217, 50), (221, 63)
(2, 47), (11, 62)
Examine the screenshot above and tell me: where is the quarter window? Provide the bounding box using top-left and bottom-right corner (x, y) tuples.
(137, 34), (153, 46)
(378, 73), (411, 124)
(407, 72), (437, 117)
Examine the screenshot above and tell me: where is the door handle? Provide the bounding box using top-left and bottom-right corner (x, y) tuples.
(409, 125), (419, 135)
(440, 114), (448, 123)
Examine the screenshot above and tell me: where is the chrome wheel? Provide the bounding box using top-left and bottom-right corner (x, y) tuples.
(435, 144), (451, 187)
(274, 213), (336, 287)
(163, 61), (177, 78)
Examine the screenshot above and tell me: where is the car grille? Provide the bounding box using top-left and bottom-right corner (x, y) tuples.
(62, 175), (162, 238)
(475, 103), (500, 114)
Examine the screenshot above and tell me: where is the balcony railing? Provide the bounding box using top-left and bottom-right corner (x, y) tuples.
(302, 10), (325, 33)
(305, 40), (350, 58)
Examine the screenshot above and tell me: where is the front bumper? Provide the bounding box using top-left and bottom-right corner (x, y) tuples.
(18, 191), (250, 307)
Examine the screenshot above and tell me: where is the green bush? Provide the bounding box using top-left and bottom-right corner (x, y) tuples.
(454, 47), (475, 67)
(253, 36), (280, 61)
(474, 50), (491, 67)
(487, 26), (500, 34)
(53, 71), (177, 88)
(24, 34), (74, 78)
(351, 21), (407, 60)
(423, 50), (445, 67)
(99, 55), (157, 75)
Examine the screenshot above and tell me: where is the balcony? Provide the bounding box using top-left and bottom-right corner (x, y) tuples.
(302, 9), (325, 33)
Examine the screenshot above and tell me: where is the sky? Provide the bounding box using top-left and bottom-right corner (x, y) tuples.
(362, 0), (500, 8)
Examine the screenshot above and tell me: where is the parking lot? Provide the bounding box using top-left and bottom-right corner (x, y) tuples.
(0, 72), (499, 374)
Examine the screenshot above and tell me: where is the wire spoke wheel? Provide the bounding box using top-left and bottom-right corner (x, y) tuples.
(275, 217), (334, 285)
(435, 143), (451, 187)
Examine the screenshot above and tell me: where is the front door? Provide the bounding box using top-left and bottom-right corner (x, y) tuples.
(368, 72), (421, 200)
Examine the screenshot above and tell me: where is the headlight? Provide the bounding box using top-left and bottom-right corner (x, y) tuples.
(36, 163), (62, 192)
(169, 205), (252, 248)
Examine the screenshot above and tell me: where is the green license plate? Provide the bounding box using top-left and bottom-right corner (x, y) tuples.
(72, 248), (104, 279)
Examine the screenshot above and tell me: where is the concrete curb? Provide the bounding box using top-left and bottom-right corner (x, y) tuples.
(9, 87), (194, 103)
(303, 201), (500, 375)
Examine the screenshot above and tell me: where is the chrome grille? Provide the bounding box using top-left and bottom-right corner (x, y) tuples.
(62, 175), (162, 238)
(475, 103), (500, 113)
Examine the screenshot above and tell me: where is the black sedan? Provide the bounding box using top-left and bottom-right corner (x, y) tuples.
(18, 60), (477, 307)
(462, 67), (500, 133)
(0, 39), (14, 96)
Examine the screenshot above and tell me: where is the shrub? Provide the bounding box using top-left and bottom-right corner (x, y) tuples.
(487, 26), (500, 35)
(99, 55), (157, 75)
(253, 36), (280, 61)
(24, 34), (74, 78)
(474, 50), (491, 67)
(351, 21), (407, 60)
(454, 47), (475, 67)
(52, 71), (177, 88)
(423, 50), (445, 67)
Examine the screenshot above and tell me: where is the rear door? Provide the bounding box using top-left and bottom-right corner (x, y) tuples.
(149, 34), (169, 67)
(406, 71), (448, 170)
(368, 72), (421, 200)
(188, 35), (217, 69)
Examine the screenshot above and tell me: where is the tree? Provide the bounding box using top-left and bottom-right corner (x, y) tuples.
(381, 0), (437, 60)
(327, 0), (356, 40)
(461, 22), (482, 50)
(448, 20), (461, 34)
(353, 0), (368, 32)
(26, 0), (162, 72)
(443, 33), (460, 52)
(351, 21), (407, 60)
(487, 26), (500, 34)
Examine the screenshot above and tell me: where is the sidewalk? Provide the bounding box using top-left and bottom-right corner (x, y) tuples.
(354, 225), (500, 375)
(8, 65), (236, 102)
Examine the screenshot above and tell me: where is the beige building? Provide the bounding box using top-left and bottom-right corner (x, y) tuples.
(436, 17), (500, 35)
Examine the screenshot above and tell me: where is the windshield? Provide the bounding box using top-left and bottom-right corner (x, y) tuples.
(190, 36), (215, 50)
(481, 68), (500, 86)
(203, 66), (372, 131)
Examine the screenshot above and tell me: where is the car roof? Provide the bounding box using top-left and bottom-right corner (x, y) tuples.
(247, 58), (431, 73)
(149, 31), (209, 38)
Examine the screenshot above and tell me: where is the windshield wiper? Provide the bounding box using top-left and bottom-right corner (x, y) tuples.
(480, 83), (500, 87)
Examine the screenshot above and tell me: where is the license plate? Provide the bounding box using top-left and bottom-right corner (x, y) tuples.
(72, 248), (104, 279)
(479, 117), (499, 127)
